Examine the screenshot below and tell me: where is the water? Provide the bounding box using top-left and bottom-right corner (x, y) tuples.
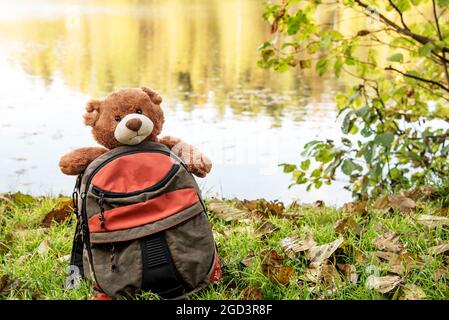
(0, 0), (352, 206)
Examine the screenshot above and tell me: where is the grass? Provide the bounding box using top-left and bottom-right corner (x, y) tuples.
(0, 191), (448, 300)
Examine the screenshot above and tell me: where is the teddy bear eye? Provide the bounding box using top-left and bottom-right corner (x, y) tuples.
(136, 108), (142, 114)
(114, 115), (121, 122)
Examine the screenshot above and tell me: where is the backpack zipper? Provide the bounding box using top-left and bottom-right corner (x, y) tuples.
(91, 164), (180, 198)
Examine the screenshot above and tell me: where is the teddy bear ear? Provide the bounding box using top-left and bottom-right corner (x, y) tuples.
(83, 99), (101, 127)
(141, 86), (163, 104)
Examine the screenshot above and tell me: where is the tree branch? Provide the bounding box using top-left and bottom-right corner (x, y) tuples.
(387, 0), (409, 30)
(385, 66), (449, 93)
(432, 0), (449, 88)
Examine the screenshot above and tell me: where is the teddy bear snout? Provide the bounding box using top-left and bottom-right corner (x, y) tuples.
(125, 118), (142, 132)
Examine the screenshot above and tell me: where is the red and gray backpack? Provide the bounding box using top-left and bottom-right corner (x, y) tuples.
(69, 141), (221, 299)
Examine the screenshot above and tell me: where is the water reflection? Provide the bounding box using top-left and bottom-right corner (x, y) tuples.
(0, 0), (352, 205)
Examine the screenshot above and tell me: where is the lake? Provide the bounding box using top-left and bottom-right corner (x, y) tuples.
(0, 0), (353, 206)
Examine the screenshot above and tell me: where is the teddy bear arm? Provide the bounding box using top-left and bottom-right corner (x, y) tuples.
(59, 147), (108, 175)
(158, 135), (212, 178)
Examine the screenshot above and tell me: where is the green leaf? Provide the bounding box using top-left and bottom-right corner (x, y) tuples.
(418, 43), (434, 57)
(281, 164), (297, 173)
(341, 159), (362, 176)
(333, 57), (344, 77)
(316, 57), (328, 76)
(387, 53), (404, 63)
(437, 0), (449, 5)
(341, 111), (354, 134)
(300, 159), (311, 171)
(374, 132), (394, 148)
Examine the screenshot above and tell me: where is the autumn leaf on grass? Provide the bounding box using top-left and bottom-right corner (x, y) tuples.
(427, 242), (449, 255)
(281, 236), (316, 259)
(241, 286), (264, 300)
(373, 195), (416, 214)
(334, 216), (362, 236)
(372, 232), (405, 253)
(337, 264), (358, 285)
(306, 237), (344, 267)
(321, 263), (342, 291)
(208, 199), (248, 221)
(255, 221), (279, 238)
(339, 201), (367, 216)
(41, 200), (73, 227)
(242, 199), (284, 217)
(434, 267), (449, 281)
(401, 186), (436, 201)
(241, 252), (255, 268)
(0, 275), (8, 292)
(261, 250), (295, 286)
(365, 275), (402, 294)
(417, 215), (449, 228)
(399, 284), (426, 300)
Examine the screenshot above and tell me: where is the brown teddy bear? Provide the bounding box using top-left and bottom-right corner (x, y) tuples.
(59, 87), (212, 177)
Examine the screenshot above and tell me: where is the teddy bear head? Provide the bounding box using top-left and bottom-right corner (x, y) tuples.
(83, 87), (164, 149)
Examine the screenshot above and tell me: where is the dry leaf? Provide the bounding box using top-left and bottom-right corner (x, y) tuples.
(241, 253), (255, 268)
(434, 267), (449, 281)
(261, 250), (295, 286)
(241, 286), (264, 300)
(321, 263), (342, 289)
(281, 236), (316, 259)
(208, 199), (248, 221)
(255, 221), (279, 238)
(427, 242), (449, 255)
(399, 284), (426, 300)
(337, 264), (358, 285)
(373, 195), (416, 214)
(41, 200), (73, 227)
(37, 240), (49, 257)
(307, 237), (344, 267)
(365, 275), (402, 293)
(401, 186), (436, 201)
(242, 199), (284, 216)
(417, 215), (449, 228)
(372, 232), (404, 253)
(0, 275), (8, 292)
(303, 266), (322, 283)
(340, 201), (367, 215)
(334, 217), (362, 236)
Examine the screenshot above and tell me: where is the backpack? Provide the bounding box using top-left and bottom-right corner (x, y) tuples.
(69, 141), (221, 299)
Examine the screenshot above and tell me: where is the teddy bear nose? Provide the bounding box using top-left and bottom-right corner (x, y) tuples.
(125, 118), (142, 132)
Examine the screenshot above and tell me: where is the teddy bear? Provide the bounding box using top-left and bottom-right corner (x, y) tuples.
(59, 86), (212, 178)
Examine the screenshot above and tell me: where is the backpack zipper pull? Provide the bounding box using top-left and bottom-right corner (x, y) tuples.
(98, 192), (105, 229)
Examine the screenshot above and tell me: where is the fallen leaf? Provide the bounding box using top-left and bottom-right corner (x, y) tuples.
(434, 267), (449, 281)
(241, 286), (264, 300)
(365, 275), (402, 294)
(337, 264), (358, 285)
(373, 195), (415, 214)
(303, 265), (322, 283)
(261, 250), (295, 286)
(208, 199), (248, 221)
(41, 200), (73, 227)
(372, 232), (404, 253)
(242, 199), (284, 216)
(427, 242), (449, 255)
(0, 233), (13, 255)
(255, 221), (279, 238)
(340, 201), (367, 215)
(281, 236), (316, 259)
(401, 186), (436, 201)
(417, 215), (449, 228)
(399, 284), (426, 300)
(314, 200), (325, 208)
(0, 275), (8, 292)
(334, 216), (362, 236)
(321, 263), (342, 289)
(37, 240), (49, 257)
(306, 237), (344, 267)
(241, 253), (255, 268)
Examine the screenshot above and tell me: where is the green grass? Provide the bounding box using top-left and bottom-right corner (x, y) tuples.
(0, 192), (448, 300)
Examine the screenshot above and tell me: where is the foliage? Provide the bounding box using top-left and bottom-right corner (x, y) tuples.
(258, 0), (449, 198)
(1, 194), (449, 300)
